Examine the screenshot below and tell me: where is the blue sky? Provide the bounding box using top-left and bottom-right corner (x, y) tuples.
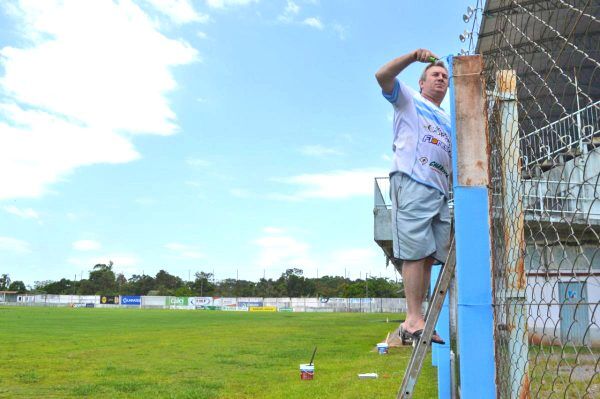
(0, 0), (480, 286)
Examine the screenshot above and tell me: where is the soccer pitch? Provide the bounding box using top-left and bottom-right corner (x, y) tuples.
(0, 307), (438, 398)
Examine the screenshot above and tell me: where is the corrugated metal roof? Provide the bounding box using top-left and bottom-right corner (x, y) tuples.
(475, 0), (599, 130)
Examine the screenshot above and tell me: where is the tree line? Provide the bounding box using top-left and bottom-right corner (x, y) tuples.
(2, 263), (404, 298)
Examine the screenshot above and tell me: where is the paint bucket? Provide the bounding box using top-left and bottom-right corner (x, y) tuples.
(377, 342), (389, 354)
(300, 364), (314, 380)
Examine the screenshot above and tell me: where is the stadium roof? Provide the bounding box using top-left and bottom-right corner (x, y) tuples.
(475, 0), (599, 129)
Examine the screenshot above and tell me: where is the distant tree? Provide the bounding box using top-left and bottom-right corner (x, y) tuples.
(217, 278), (256, 297)
(8, 280), (26, 293)
(255, 278), (282, 297)
(115, 273), (127, 293)
(35, 279), (78, 295)
(278, 268), (314, 297)
(191, 272), (215, 296)
(316, 275), (348, 298)
(0, 274), (10, 290)
(124, 274), (155, 295)
(342, 277), (403, 298)
(174, 285), (194, 297)
(78, 262), (117, 294)
(154, 269), (183, 295)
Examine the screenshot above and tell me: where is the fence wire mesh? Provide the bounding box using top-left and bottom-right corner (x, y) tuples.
(475, 0), (600, 397)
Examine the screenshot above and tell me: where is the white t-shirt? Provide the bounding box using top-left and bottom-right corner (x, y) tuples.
(383, 79), (452, 196)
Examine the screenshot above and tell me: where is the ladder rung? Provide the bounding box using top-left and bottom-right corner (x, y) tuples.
(397, 237), (456, 399)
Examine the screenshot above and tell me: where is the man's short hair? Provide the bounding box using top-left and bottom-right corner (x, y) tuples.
(419, 61), (447, 83)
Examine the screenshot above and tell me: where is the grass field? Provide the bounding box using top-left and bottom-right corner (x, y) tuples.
(0, 307), (438, 398)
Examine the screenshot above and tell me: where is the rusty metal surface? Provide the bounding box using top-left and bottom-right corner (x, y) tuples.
(452, 55), (490, 187)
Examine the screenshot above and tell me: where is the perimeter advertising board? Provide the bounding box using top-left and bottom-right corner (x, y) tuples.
(120, 296), (141, 306)
(100, 295), (119, 304)
(165, 297), (189, 308)
(248, 306), (277, 312)
(189, 297), (213, 308)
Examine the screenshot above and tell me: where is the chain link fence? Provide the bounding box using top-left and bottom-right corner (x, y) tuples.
(475, 0), (600, 397)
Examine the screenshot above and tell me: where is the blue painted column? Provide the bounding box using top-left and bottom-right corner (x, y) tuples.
(431, 264), (451, 399)
(447, 55), (497, 398)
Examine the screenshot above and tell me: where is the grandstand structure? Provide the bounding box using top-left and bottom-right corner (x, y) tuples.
(375, 0), (599, 397)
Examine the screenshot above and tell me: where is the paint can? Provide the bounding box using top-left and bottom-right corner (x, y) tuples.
(377, 342), (389, 354)
(300, 364), (314, 380)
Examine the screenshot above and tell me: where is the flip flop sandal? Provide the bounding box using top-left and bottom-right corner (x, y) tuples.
(412, 329), (446, 345)
(431, 330), (446, 345)
(398, 324), (413, 345)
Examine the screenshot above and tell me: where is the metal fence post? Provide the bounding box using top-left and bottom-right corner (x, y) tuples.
(496, 69), (530, 399)
(449, 55), (497, 398)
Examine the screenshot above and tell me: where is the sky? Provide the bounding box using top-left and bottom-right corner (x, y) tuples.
(0, 0), (481, 287)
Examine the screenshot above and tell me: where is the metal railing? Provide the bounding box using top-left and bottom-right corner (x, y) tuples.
(521, 100), (600, 168)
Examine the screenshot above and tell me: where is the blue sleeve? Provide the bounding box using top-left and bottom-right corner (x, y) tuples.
(382, 79), (400, 104)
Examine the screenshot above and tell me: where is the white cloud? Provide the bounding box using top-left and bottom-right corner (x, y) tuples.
(0, 1), (198, 200)
(273, 168), (386, 200)
(196, 31), (208, 39)
(0, 236), (30, 253)
(68, 254), (141, 274)
(135, 197), (157, 205)
(299, 145), (341, 157)
(186, 158), (212, 167)
(303, 17), (323, 30)
(321, 247), (385, 279)
(254, 233), (313, 269)
(144, 0), (210, 24)
(164, 242), (204, 259)
(184, 180), (202, 188)
(328, 248), (381, 269)
(263, 226), (285, 234)
(252, 228), (389, 279)
(2, 205), (39, 219)
(278, 0), (300, 23)
(332, 23), (347, 40)
(206, 0), (258, 9)
(66, 212), (78, 221)
(72, 240), (101, 251)
(164, 242), (187, 251)
(230, 188), (253, 198)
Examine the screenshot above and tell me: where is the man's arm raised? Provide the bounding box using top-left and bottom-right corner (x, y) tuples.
(375, 49), (439, 94)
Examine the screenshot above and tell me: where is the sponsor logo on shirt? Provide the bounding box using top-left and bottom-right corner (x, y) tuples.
(419, 157), (429, 165)
(422, 134), (451, 154)
(429, 161), (449, 178)
(424, 124), (450, 141)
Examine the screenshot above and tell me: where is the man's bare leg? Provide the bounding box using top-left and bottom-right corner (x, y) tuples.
(401, 257), (430, 333)
(401, 256), (444, 343)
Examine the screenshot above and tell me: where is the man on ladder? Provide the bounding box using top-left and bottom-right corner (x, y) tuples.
(375, 49), (452, 346)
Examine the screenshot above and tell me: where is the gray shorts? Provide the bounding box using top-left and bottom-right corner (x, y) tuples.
(390, 173), (451, 265)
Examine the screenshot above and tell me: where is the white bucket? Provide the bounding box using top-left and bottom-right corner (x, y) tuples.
(300, 364), (314, 380)
(377, 342), (389, 354)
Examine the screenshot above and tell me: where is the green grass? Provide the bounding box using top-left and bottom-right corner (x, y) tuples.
(0, 307), (438, 398)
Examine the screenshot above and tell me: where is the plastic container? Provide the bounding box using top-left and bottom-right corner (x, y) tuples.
(300, 364), (314, 380)
(377, 342), (389, 355)
(358, 373), (379, 379)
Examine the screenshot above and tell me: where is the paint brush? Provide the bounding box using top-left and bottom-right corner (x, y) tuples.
(309, 346), (317, 366)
